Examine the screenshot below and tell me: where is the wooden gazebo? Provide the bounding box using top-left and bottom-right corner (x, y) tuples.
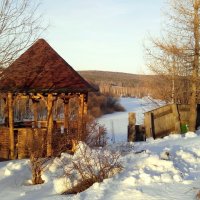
(0, 39), (96, 159)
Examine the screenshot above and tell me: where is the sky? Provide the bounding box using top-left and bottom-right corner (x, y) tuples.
(41, 0), (164, 74)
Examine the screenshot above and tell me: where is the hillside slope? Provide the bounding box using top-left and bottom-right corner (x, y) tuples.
(79, 70), (154, 87)
(79, 70), (157, 98)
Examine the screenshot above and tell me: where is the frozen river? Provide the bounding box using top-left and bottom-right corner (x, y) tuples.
(98, 97), (164, 143)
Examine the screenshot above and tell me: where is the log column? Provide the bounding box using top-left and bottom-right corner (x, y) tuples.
(127, 112), (136, 142)
(83, 94), (88, 115)
(47, 94), (54, 156)
(7, 92), (14, 159)
(64, 99), (69, 129)
(78, 94), (85, 141)
(32, 99), (38, 128)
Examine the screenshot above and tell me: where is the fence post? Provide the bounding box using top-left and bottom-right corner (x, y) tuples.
(128, 112), (136, 142)
(150, 112), (156, 139)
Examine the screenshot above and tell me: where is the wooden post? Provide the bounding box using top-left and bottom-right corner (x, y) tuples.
(78, 94), (84, 141)
(135, 125), (146, 141)
(79, 94), (84, 117)
(83, 94), (88, 140)
(144, 112), (151, 138)
(8, 92), (15, 159)
(47, 94), (54, 156)
(127, 112), (136, 142)
(150, 112), (156, 139)
(3, 96), (9, 127)
(64, 99), (69, 129)
(83, 94), (88, 115)
(32, 99), (38, 128)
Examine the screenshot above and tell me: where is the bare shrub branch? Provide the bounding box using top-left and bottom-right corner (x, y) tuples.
(62, 143), (123, 194)
(0, 0), (47, 68)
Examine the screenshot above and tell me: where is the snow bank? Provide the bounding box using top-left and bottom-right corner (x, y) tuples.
(1, 133), (200, 199)
(41, 142), (122, 195)
(1, 98), (200, 200)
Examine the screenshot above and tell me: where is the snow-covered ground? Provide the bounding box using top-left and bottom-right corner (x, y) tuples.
(1, 132), (200, 200)
(1, 98), (200, 200)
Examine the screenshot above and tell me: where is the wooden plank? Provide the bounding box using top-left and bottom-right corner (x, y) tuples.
(156, 127), (176, 138)
(144, 104), (181, 139)
(153, 108), (172, 119)
(178, 107), (190, 112)
(144, 112), (151, 138)
(0, 128), (9, 159)
(18, 129), (29, 159)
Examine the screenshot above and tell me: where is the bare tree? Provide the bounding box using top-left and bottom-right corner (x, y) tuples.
(0, 0), (46, 68)
(145, 0), (200, 131)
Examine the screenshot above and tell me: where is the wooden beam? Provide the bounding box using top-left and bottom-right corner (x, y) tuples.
(14, 93), (28, 102)
(31, 93), (47, 107)
(7, 92), (14, 159)
(47, 94), (54, 156)
(59, 93), (78, 101)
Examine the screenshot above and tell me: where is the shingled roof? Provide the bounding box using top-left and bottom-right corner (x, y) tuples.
(0, 39), (97, 93)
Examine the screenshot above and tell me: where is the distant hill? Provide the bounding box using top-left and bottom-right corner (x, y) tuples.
(79, 70), (154, 88)
(79, 70), (157, 98)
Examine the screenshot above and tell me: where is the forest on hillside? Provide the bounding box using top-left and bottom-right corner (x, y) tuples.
(79, 70), (184, 102)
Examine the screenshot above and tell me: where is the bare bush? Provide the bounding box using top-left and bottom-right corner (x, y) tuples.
(29, 133), (49, 185)
(29, 114), (107, 185)
(196, 190), (200, 200)
(84, 115), (107, 147)
(30, 156), (47, 185)
(62, 142), (123, 194)
(88, 92), (125, 118)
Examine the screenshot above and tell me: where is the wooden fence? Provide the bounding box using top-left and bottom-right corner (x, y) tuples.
(0, 127), (9, 159)
(0, 119), (80, 159)
(144, 104), (192, 139)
